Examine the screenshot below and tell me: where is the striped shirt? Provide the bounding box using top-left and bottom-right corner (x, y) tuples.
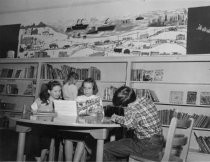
(111, 97), (162, 139)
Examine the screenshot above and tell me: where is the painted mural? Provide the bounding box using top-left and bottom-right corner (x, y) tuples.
(17, 6), (188, 58)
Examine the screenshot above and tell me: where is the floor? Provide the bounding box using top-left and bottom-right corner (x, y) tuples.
(0, 128), (98, 162)
(0, 128), (18, 161)
(0, 127), (125, 162)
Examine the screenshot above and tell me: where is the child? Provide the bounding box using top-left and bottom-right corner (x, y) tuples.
(27, 80), (62, 162)
(76, 77), (103, 116)
(103, 86), (164, 162)
(62, 72), (79, 101)
(72, 78), (104, 161)
(31, 80), (62, 113)
(62, 72), (80, 161)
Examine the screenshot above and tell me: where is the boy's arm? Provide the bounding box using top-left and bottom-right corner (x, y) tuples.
(111, 111), (137, 129)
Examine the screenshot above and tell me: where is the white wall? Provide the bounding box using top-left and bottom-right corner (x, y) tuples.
(0, 0), (209, 25)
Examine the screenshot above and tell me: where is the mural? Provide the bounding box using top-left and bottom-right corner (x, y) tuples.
(17, 3), (188, 58)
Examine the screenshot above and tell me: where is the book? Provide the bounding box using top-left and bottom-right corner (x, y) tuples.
(194, 132), (209, 153)
(0, 68), (9, 78)
(14, 69), (22, 78)
(0, 84), (5, 93)
(200, 92), (210, 105)
(154, 69), (164, 81)
(143, 70), (154, 81)
(149, 89), (159, 102)
(7, 69), (13, 78)
(169, 91), (184, 104)
(186, 91), (197, 104)
(54, 100), (77, 117)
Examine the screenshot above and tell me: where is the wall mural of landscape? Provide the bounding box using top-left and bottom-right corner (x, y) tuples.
(18, 7), (188, 58)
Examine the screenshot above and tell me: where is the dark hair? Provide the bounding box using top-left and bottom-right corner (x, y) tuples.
(112, 86), (136, 107)
(39, 80), (62, 104)
(63, 72), (79, 84)
(78, 78), (98, 95)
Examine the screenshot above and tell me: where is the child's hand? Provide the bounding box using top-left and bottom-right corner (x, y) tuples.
(111, 114), (117, 122)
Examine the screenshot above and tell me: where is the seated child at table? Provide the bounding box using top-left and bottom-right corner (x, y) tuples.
(62, 71), (78, 101)
(103, 86), (164, 162)
(73, 78), (104, 161)
(26, 80), (62, 162)
(76, 77), (103, 116)
(62, 72), (80, 161)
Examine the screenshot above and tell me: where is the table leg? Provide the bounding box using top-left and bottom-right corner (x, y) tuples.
(16, 132), (26, 161)
(96, 139), (104, 162)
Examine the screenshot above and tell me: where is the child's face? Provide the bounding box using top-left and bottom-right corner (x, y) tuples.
(69, 78), (78, 84)
(83, 82), (93, 97)
(48, 85), (62, 99)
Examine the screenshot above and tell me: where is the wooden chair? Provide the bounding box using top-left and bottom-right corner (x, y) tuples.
(129, 117), (194, 162)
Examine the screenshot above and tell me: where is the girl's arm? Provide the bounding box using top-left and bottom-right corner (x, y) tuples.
(31, 100), (38, 114)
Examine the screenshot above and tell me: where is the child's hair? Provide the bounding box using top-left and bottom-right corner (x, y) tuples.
(39, 80), (62, 104)
(63, 72), (79, 84)
(78, 78), (98, 96)
(112, 86), (136, 107)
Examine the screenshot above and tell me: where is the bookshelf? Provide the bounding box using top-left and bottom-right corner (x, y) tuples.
(129, 55), (210, 158)
(1, 55), (210, 158)
(0, 59), (39, 129)
(38, 59), (127, 104)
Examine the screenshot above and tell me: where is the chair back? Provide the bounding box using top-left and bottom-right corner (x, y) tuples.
(129, 117), (194, 162)
(162, 117), (194, 162)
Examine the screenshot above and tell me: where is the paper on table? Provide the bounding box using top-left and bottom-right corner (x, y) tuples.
(53, 100), (77, 117)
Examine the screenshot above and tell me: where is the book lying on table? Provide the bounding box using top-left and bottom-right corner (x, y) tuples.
(30, 112), (56, 121)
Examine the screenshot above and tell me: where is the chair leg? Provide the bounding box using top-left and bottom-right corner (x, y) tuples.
(73, 142), (85, 162)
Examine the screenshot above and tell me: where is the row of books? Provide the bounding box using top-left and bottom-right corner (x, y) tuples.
(5, 84), (18, 94)
(103, 86), (118, 101)
(0, 82), (35, 96)
(169, 91), (210, 105)
(158, 109), (210, 128)
(194, 132), (210, 154)
(0, 116), (9, 128)
(0, 66), (37, 79)
(40, 64), (101, 80)
(131, 69), (164, 81)
(135, 88), (159, 102)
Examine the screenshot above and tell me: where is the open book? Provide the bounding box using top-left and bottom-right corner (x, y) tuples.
(53, 100), (77, 116)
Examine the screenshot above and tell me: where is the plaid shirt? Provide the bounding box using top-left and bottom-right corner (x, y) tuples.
(111, 97), (162, 139)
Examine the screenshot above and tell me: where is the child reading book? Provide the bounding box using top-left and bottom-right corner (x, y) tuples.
(72, 78), (104, 161)
(76, 77), (103, 116)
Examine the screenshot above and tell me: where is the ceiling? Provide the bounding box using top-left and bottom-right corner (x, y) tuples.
(0, 0), (119, 13)
(0, 0), (204, 14)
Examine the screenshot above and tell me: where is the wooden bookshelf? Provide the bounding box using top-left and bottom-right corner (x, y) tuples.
(1, 55), (210, 157)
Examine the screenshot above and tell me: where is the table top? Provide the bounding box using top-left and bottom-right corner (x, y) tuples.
(11, 113), (120, 128)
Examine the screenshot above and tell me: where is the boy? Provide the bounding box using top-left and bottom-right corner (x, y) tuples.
(103, 86), (164, 161)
